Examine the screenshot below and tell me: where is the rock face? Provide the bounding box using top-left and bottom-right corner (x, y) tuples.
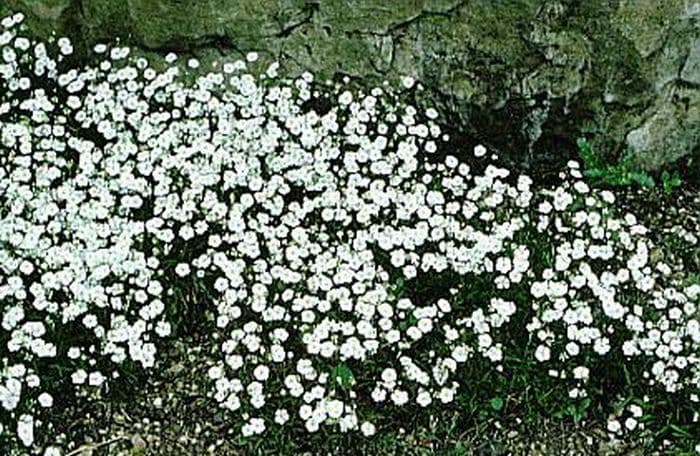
(4, 0), (700, 174)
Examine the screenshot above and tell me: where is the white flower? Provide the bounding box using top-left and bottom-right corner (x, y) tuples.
(439, 387), (455, 403)
(175, 263), (191, 277)
(593, 337), (611, 355)
(208, 365), (224, 380)
(71, 370), (87, 385)
(325, 399), (344, 419)
(241, 417), (266, 436)
(17, 414), (34, 447)
(0, 378), (22, 411)
(274, 409), (290, 425)
(416, 389), (432, 407)
(391, 389), (409, 406)
(573, 181), (589, 194)
(381, 368), (397, 384)
(629, 404), (643, 417)
(573, 366), (589, 380)
(253, 365), (270, 381)
(401, 76), (415, 88)
(88, 371), (106, 386)
(535, 345), (551, 362)
(37, 392), (53, 408)
(607, 419), (621, 434)
(360, 421), (376, 437)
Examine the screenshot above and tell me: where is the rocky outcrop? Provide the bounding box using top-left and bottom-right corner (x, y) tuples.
(3, 0), (700, 175)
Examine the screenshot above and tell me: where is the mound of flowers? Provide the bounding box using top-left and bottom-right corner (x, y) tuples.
(0, 11), (698, 455)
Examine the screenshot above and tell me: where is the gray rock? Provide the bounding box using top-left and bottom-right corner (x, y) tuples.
(627, 86), (700, 169)
(681, 37), (700, 85)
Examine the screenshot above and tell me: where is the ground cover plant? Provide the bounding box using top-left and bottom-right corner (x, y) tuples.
(576, 138), (687, 194)
(0, 11), (699, 455)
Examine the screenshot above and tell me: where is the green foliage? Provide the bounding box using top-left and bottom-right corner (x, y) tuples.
(661, 170), (682, 194)
(489, 396), (504, 412)
(577, 138), (656, 189)
(389, 276), (405, 300)
(331, 363), (355, 389)
(554, 397), (591, 425)
(576, 136), (602, 170)
(577, 138), (688, 194)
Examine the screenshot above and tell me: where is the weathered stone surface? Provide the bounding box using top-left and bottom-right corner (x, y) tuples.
(681, 37), (700, 85)
(4, 0), (700, 174)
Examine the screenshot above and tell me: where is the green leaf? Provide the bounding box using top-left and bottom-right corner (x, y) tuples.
(629, 171), (655, 188)
(490, 396), (504, 411)
(583, 168), (606, 178)
(331, 363), (355, 389)
(391, 276), (405, 299)
(577, 137), (600, 169)
(597, 167), (629, 186)
(573, 398), (591, 423)
(453, 442), (468, 456)
(667, 424), (692, 437)
(619, 148), (635, 166)
(661, 169), (682, 193)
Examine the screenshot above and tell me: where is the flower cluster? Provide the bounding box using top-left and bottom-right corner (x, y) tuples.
(0, 11), (698, 455)
(527, 164), (700, 400)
